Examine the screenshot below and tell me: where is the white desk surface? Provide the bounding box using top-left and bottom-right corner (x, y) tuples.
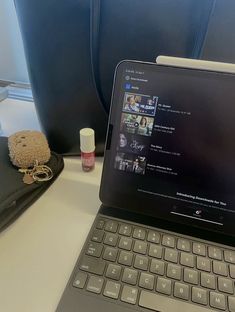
(0, 157), (103, 312)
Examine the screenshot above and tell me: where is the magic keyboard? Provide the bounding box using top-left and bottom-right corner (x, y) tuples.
(72, 217), (235, 311)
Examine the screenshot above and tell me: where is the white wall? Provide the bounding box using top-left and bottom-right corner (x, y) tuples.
(0, 0), (29, 83)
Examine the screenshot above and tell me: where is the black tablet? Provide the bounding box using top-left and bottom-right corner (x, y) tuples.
(100, 60), (235, 237)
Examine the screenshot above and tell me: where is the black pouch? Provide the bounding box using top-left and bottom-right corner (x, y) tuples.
(0, 136), (64, 232)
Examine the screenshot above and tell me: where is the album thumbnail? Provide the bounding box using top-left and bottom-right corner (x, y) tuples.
(114, 153), (147, 175)
(120, 113), (154, 136)
(118, 133), (149, 155)
(122, 93), (158, 116)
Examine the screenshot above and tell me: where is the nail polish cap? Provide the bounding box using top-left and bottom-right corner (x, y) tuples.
(80, 128), (95, 153)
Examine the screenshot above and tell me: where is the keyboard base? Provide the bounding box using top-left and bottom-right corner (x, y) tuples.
(56, 211), (235, 312)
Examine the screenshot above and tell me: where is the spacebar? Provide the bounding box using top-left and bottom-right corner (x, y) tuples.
(139, 291), (212, 312)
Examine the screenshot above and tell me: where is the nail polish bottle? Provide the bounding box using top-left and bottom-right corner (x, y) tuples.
(80, 128), (95, 172)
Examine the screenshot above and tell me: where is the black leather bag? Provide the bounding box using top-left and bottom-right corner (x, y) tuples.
(201, 1), (235, 63)
(14, 0), (214, 155)
(0, 137), (64, 232)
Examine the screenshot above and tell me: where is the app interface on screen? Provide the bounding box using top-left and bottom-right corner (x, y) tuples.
(111, 65), (235, 215)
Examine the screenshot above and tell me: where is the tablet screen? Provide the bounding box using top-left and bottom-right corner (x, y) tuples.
(100, 61), (235, 235)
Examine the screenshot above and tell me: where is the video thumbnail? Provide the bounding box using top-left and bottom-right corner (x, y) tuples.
(122, 93), (158, 116)
(114, 153), (147, 175)
(120, 113), (154, 136)
(118, 133), (149, 155)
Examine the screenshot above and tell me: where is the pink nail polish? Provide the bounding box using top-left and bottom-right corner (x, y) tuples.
(80, 128), (95, 172)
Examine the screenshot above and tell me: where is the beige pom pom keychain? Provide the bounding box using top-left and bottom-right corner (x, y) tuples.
(8, 130), (54, 184)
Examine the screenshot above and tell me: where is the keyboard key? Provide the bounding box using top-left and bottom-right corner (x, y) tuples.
(133, 240), (147, 255)
(193, 243), (206, 256)
(133, 228), (146, 240)
(119, 224), (132, 236)
(228, 296), (235, 312)
(225, 250), (235, 264)
(139, 273), (154, 290)
(105, 220), (118, 233)
(79, 256), (105, 275)
(149, 244), (163, 259)
(118, 251), (133, 266)
(139, 290), (213, 312)
(73, 271), (87, 289)
(122, 268), (138, 285)
(183, 268), (199, 285)
(177, 238), (191, 252)
(197, 257), (211, 272)
(230, 264), (235, 279)
(121, 285), (138, 305)
(218, 277), (234, 294)
(210, 292), (226, 310)
(180, 252), (194, 268)
(106, 264), (121, 280)
(162, 235), (175, 248)
(147, 231), (160, 244)
(150, 259), (165, 276)
(86, 276), (104, 294)
(91, 229), (104, 243)
(96, 219), (105, 229)
(156, 277), (172, 295)
(174, 282), (189, 300)
(208, 246), (222, 260)
(134, 255), (149, 271)
(164, 248), (178, 263)
(86, 242), (103, 257)
(213, 260), (228, 276)
(104, 233), (118, 246)
(200, 272), (216, 289)
(167, 264), (181, 280)
(118, 237), (132, 250)
(103, 247), (118, 262)
(103, 281), (121, 299)
(192, 287), (208, 305)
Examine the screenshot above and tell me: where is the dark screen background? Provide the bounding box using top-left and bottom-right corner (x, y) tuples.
(100, 61), (235, 234)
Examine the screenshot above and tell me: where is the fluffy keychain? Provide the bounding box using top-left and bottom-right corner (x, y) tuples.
(8, 130), (53, 184)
